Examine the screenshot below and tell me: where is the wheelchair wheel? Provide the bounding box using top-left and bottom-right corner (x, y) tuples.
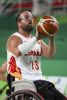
(5, 89), (44, 100)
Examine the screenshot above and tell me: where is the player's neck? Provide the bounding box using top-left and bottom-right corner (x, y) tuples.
(18, 29), (30, 37)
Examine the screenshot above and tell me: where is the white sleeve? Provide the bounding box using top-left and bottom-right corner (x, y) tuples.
(18, 37), (37, 55)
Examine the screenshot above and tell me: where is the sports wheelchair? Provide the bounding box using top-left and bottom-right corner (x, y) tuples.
(5, 79), (44, 100)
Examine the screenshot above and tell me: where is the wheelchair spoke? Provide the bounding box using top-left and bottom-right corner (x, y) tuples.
(5, 90), (44, 100)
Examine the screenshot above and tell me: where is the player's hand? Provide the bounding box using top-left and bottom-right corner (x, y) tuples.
(35, 25), (45, 40)
(45, 33), (54, 38)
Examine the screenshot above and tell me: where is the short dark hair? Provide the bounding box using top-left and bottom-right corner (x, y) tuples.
(16, 11), (22, 23)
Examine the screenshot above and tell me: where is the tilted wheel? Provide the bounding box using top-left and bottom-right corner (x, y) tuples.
(5, 89), (44, 100)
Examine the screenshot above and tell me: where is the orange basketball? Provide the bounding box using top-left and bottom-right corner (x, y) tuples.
(37, 16), (59, 37)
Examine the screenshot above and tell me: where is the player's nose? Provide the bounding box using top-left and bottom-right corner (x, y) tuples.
(27, 19), (33, 24)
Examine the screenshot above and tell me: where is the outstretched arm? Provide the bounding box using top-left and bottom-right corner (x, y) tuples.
(0, 62), (7, 82)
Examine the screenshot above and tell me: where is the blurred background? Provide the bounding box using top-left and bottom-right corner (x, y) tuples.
(0, 0), (67, 99)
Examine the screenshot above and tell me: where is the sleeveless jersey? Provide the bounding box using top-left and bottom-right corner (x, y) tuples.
(7, 32), (45, 81)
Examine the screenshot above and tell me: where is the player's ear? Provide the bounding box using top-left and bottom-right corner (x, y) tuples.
(17, 21), (21, 27)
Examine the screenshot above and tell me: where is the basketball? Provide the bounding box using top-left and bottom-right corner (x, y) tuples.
(37, 16), (59, 37)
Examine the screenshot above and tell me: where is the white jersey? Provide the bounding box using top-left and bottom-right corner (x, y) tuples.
(7, 32), (45, 81)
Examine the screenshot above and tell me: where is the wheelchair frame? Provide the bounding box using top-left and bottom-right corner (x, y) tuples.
(5, 79), (44, 100)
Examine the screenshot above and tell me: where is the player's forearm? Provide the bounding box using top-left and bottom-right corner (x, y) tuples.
(48, 37), (56, 58)
(18, 37), (37, 55)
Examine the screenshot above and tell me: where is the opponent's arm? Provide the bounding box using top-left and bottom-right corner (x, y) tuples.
(0, 62), (7, 82)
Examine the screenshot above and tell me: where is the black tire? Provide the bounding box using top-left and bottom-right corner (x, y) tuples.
(5, 89), (44, 100)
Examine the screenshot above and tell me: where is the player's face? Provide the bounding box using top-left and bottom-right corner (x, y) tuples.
(19, 11), (34, 32)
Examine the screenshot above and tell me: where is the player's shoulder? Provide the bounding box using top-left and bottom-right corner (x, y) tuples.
(8, 32), (21, 41)
(7, 32), (22, 45)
